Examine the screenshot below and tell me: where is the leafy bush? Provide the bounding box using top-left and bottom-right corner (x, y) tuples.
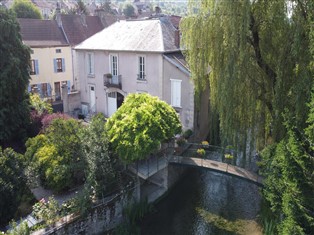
(33, 197), (60, 225)
(6, 221), (30, 235)
(41, 113), (70, 132)
(25, 118), (84, 192)
(182, 129), (193, 139)
(81, 113), (116, 198)
(106, 93), (182, 163)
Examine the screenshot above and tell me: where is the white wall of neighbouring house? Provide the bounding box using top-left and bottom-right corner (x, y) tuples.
(162, 58), (194, 131)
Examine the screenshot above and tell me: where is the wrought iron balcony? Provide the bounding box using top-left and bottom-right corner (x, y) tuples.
(104, 74), (122, 89)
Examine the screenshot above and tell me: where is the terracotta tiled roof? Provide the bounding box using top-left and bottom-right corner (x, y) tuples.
(18, 18), (68, 47)
(169, 15), (181, 29)
(60, 14), (105, 45)
(75, 16), (180, 53)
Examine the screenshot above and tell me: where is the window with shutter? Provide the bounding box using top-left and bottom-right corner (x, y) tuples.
(87, 53), (94, 75)
(54, 58), (64, 72)
(110, 55), (118, 76)
(171, 79), (182, 107)
(30, 60), (38, 75)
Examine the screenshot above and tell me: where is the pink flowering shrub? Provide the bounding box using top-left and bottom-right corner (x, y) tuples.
(41, 113), (71, 132)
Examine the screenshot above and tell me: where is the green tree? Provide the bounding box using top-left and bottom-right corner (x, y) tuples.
(27, 94), (53, 137)
(181, 0), (313, 148)
(106, 93), (182, 163)
(68, 0), (89, 15)
(81, 113), (116, 198)
(182, 0), (314, 233)
(260, 109), (314, 234)
(100, 0), (113, 14)
(25, 118), (84, 191)
(122, 3), (135, 18)
(0, 147), (27, 226)
(11, 0), (42, 19)
(30, 93), (52, 115)
(0, 8), (30, 145)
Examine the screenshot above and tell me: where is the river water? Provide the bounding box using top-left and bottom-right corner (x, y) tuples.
(140, 168), (262, 235)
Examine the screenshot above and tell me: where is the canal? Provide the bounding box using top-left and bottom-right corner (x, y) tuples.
(140, 168), (262, 235)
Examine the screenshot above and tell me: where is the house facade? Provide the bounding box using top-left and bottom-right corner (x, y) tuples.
(75, 17), (198, 131)
(18, 13), (108, 103)
(18, 18), (73, 102)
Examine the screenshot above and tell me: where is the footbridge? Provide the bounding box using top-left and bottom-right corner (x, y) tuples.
(168, 156), (263, 186)
(128, 144), (263, 186)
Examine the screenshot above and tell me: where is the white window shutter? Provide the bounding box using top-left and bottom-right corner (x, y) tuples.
(171, 79), (181, 107)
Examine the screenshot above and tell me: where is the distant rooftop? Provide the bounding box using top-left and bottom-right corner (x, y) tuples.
(59, 14), (105, 45)
(18, 18), (68, 47)
(75, 16), (180, 53)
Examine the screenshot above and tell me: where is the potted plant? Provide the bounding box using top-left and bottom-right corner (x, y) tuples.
(182, 129), (193, 139)
(224, 153), (234, 164)
(175, 137), (186, 155)
(197, 148), (206, 157)
(106, 73), (113, 78)
(176, 137), (186, 147)
(201, 140), (209, 148)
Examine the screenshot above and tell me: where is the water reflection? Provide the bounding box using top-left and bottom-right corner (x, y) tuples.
(140, 168), (262, 235)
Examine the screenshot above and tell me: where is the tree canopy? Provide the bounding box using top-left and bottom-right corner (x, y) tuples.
(0, 147), (28, 226)
(81, 113), (116, 198)
(68, 0), (89, 15)
(25, 118), (84, 191)
(122, 3), (135, 18)
(11, 0), (42, 19)
(106, 93), (182, 163)
(0, 8), (30, 144)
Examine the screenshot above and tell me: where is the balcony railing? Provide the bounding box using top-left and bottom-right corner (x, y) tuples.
(104, 74), (122, 89)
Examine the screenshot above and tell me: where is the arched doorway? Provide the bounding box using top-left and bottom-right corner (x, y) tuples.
(107, 91), (125, 116)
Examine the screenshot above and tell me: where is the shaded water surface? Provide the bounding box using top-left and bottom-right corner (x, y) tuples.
(140, 168), (262, 235)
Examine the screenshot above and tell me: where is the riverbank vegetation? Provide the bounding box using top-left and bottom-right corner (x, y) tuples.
(181, 0), (314, 234)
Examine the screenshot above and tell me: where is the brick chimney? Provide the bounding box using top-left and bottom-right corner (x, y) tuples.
(56, 1), (62, 27)
(174, 29), (180, 48)
(155, 6), (161, 15)
(94, 8), (107, 27)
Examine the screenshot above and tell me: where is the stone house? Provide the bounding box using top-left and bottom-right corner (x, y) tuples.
(75, 16), (209, 137)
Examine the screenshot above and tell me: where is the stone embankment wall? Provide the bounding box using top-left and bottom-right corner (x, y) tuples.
(167, 165), (189, 189)
(31, 163), (188, 234)
(32, 184), (139, 235)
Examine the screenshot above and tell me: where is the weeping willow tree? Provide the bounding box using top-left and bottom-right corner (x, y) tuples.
(181, 1), (314, 233)
(181, 0), (313, 150)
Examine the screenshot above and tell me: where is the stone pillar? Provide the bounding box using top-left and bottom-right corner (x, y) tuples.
(62, 83), (69, 114)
